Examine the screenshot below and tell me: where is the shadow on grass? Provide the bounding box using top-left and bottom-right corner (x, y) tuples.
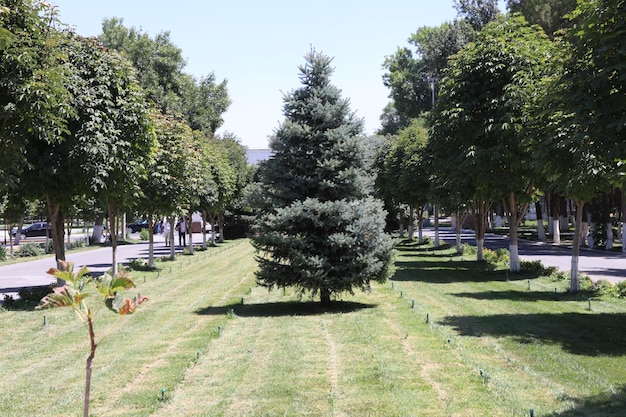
(439, 312), (626, 356)
(392, 260), (531, 283)
(196, 300), (377, 317)
(451, 290), (594, 302)
(545, 385), (626, 417)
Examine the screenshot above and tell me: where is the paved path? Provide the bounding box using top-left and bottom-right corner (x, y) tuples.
(0, 232), (207, 299)
(426, 228), (626, 283)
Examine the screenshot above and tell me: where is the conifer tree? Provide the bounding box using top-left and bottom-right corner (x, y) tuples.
(251, 50), (394, 305)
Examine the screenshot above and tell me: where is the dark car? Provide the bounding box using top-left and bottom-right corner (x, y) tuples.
(11, 222), (52, 238)
(127, 220), (150, 233)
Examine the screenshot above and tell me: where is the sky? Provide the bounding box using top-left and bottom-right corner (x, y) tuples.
(50, 1), (504, 149)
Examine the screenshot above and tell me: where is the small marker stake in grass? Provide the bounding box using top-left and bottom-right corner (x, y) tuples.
(426, 313), (429, 324)
(529, 409), (534, 417)
(506, 273), (509, 282)
(43, 315), (47, 326)
(400, 290), (403, 298)
(241, 297), (244, 305)
(588, 298), (592, 310)
(411, 299), (415, 309)
(528, 279), (531, 291)
(218, 325), (222, 337)
(196, 350), (200, 361)
(391, 282), (394, 289)
(161, 388), (166, 401)
(479, 368), (485, 384)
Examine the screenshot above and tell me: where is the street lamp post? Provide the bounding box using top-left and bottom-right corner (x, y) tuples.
(427, 76), (440, 248)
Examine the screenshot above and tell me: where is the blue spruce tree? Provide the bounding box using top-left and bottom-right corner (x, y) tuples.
(251, 50), (394, 305)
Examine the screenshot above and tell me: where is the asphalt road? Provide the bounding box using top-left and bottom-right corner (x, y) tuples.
(427, 228), (626, 284)
(0, 232), (203, 299)
(2, 228), (626, 300)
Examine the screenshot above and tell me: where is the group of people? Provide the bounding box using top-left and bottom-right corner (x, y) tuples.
(161, 216), (190, 247)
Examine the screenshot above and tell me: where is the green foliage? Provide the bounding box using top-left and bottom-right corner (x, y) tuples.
(0, 245), (7, 261)
(520, 259), (558, 276)
(482, 247), (510, 266)
(99, 18), (230, 135)
(14, 243), (45, 258)
(139, 228), (149, 241)
(506, 0), (578, 38)
(2, 284), (54, 310)
(252, 50), (394, 304)
(615, 280), (626, 298)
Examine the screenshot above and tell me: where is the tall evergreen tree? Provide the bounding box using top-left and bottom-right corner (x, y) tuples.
(251, 50), (394, 305)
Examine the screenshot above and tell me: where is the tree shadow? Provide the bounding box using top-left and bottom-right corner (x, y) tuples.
(392, 259), (528, 283)
(196, 300), (377, 318)
(451, 290), (592, 303)
(439, 312), (626, 356)
(544, 385), (626, 416)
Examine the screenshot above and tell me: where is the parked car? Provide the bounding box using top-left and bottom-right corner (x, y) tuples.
(127, 220), (150, 233)
(11, 222), (52, 238)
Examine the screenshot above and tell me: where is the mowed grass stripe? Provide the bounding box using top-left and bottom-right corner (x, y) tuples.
(0, 240), (257, 417)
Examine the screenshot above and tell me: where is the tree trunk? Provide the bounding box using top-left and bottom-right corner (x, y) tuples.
(506, 192), (521, 272)
(13, 216), (24, 246)
(416, 206), (424, 244)
(83, 310), (97, 417)
(474, 201), (491, 262)
(208, 213), (217, 246)
(46, 195), (67, 285)
(148, 214), (155, 268)
(187, 209), (194, 255)
(622, 187), (626, 253)
(535, 201), (546, 242)
(570, 200), (584, 292)
(201, 211), (208, 250)
(91, 215), (104, 245)
(433, 204), (440, 248)
(551, 192), (561, 244)
(169, 217), (176, 259)
(108, 202), (119, 276)
(407, 205), (414, 241)
(320, 288), (331, 306)
(218, 212), (225, 243)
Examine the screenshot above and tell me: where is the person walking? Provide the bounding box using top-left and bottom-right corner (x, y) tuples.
(177, 217), (186, 247)
(163, 218), (171, 247)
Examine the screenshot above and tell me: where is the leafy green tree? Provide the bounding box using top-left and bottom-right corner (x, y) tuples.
(454, 0), (501, 30)
(382, 119), (431, 242)
(534, 0), (626, 291)
(138, 111), (194, 264)
(251, 50), (394, 305)
(61, 33), (155, 274)
(506, 0), (577, 38)
(430, 15), (554, 270)
(0, 0), (72, 192)
(99, 18), (230, 135)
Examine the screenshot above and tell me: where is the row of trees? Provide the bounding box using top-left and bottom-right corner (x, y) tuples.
(0, 1), (251, 275)
(378, 0), (625, 292)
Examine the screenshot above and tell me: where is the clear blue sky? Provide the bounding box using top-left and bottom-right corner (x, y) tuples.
(51, 0), (505, 149)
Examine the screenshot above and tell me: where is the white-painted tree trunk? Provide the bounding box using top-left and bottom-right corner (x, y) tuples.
(509, 244), (520, 271)
(552, 219), (561, 244)
(537, 219), (546, 242)
(622, 222), (626, 253)
(495, 215), (503, 227)
(476, 238), (484, 261)
(580, 221), (589, 247)
(570, 201), (584, 292)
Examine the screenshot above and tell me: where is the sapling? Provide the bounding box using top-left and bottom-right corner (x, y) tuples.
(37, 261), (148, 417)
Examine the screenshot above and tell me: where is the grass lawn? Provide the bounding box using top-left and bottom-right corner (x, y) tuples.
(1, 239), (625, 416)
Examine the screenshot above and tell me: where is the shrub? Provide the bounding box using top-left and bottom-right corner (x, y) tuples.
(483, 247), (509, 266)
(139, 228), (149, 241)
(128, 258), (155, 271)
(2, 284), (55, 310)
(520, 260), (558, 276)
(14, 243), (45, 258)
(593, 279), (615, 296)
(614, 280), (626, 298)
(0, 246), (7, 261)
(460, 243), (477, 256)
(550, 269), (570, 282)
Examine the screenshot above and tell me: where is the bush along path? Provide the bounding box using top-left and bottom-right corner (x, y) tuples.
(1, 239), (626, 416)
